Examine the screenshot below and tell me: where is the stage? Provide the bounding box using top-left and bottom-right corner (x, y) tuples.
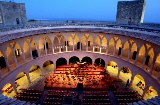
(45, 64), (122, 91)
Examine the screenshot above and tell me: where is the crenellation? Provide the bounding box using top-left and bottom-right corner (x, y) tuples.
(116, 0), (146, 25)
(0, 1), (27, 26)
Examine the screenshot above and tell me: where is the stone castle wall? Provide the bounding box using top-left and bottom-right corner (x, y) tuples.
(116, 0), (146, 25)
(0, 1), (27, 26)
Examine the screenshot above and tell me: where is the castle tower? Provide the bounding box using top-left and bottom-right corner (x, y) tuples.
(0, 1), (27, 26)
(116, 0), (146, 25)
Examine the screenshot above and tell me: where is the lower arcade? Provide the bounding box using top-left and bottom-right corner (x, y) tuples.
(2, 62), (145, 105)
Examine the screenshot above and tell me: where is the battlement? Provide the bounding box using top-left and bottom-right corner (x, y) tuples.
(116, 0), (146, 25)
(0, 1), (27, 26)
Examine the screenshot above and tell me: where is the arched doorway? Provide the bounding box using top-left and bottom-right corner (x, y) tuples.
(16, 18), (19, 24)
(14, 43), (24, 66)
(77, 42), (82, 50)
(6, 46), (15, 70)
(94, 58), (105, 67)
(81, 56), (92, 64)
(106, 61), (118, 77)
(131, 74), (145, 95)
(69, 56), (80, 64)
(56, 57), (67, 68)
(15, 72), (29, 92)
(0, 51), (8, 75)
(23, 41), (31, 62)
(29, 65), (41, 82)
(43, 60), (54, 74)
(143, 86), (158, 100)
(119, 67), (132, 83)
(2, 83), (16, 98)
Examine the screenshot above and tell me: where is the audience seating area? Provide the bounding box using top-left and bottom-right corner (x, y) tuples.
(83, 91), (112, 105)
(114, 91), (143, 105)
(129, 96), (160, 105)
(43, 90), (76, 105)
(0, 94), (36, 105)
(14, 88), (42, 104)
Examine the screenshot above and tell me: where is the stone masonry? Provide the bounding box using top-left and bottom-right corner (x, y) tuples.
(116, 0), (146, 25)
(0, 1), (27, 26)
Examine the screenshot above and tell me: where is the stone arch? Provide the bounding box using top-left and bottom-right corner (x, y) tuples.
(94, 58), (105, 67)
(101, 37), (107, 53)
(15, 72), (29, 92)
(56, 57), (67, 68)
(6, 46), (15, 70)
(53, 36), (59, 53)
(39, 37), (45, 57)
(94, 36), (100, 52)
(29, 65), (41, 82)
(43, 60), (54, 74)
(81, 56), (92, 64)
(122, 41), (130, 60)
(130, 42), (138, 63)
(152, 53), (160, 78)
(88, 35), (93, 51)
(68, 35), (73, 51)
(2, 83), (16, 98)
(74, 35), (80, 51)
(119, 67), (132, 83)
(131, 74), (145, 95)
(145, 48), (154, 71)
(31, 39), (38, 59)
(14, 43), (24, 66)
(106, 61), (118, 77)
(143, 86), (158, 100)
(0, 51), (8, 76)
(115, 39), (122, 57)
(137, 45), (146, 67)
(45, 36), (52, 54)
(23, 41), (31, 62)
(69, 56), (80, 64)
(108, 38), (115, 55)
(59, 35), (66, 52)
(81, 35), (87, 51)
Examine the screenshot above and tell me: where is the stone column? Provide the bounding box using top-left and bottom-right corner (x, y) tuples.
(100, 47), (102, 53)
(59, 46), (61, 52)
(44, 42), (47, 55)
(113, 46), (116, 56)
(93, 46), (94, 52)
(128, 76), (134, 88)
(29, 45), (33, 60)
(142, 56), (147, 69)
(106, 46), (108, 55)
(26, 73), (31, 84)
(141, 86), (147, 98)
(149, 59), (156, 74)
(127, 49), (130, 61)
(134, 52), (139, 65)
(157, 72), (160, 80)
(117, 68), (121, 78)
(2, 53), (11, 72)
(12, 83), (18, 94)
(73, 43), (74, 51)
(20, 47), (26, 63)
(39, 67), (44, 76)
(80, 42), (82, 51)
(54, 64), (56, 71)
(120, 47), (123, 59)
(13, 49), (18, 67)
(86, 40), (88, 51)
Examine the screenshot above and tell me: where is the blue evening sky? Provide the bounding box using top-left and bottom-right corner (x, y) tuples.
(14, 0), (160, 23)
